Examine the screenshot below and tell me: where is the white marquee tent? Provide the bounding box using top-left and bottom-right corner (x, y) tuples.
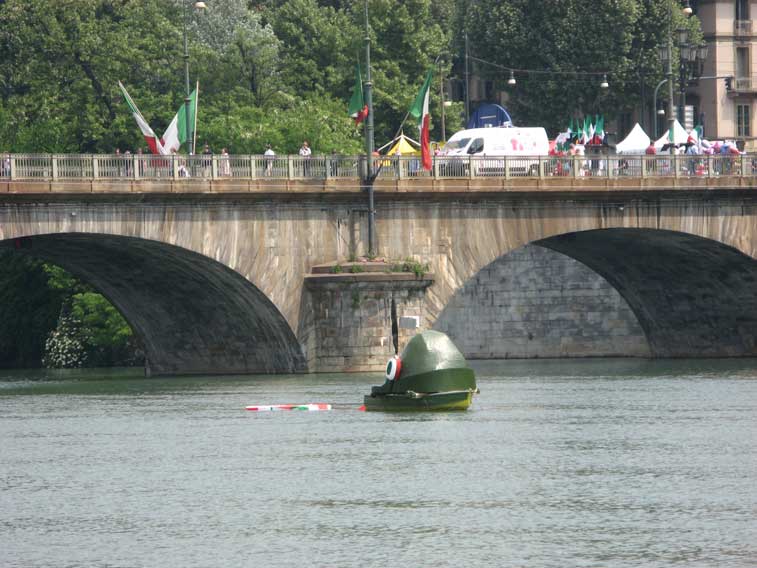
(615, 123), (651, 154)
(654, 119), (689, 149)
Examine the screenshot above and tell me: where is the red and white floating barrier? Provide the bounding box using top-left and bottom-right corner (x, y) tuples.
(245, 403), (332, 412)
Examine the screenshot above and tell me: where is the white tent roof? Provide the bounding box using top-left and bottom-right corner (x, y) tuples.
(654, 119), (688, 149)
(615, 123), (651, 154)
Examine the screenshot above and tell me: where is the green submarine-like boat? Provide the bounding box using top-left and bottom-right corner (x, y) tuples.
(364, 330), (478, 411)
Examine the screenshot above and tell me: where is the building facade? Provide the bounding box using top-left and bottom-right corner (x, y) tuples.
(691, 0), (756, 149)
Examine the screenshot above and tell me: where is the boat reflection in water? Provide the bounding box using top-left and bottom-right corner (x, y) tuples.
(364, 330), (478, 411)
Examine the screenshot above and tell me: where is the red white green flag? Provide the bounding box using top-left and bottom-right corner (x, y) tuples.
(161, 84), (198, 154)
(347, 64), (369, 124)
(118, 81), (165, 155)
(408, 70), (433, 171)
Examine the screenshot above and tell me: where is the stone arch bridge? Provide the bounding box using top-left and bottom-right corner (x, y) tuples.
(2, 178), (757, 375)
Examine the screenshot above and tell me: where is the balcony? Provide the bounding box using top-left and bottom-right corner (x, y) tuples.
(732, 76), (756, 94)
(735, 77), (752, 90)
(735, 20), (752, 35)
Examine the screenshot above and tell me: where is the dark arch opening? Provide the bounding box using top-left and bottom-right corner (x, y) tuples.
(538, 228), (757, 358)
(2, 233), (306, 375)
(435, 228), (757, 360)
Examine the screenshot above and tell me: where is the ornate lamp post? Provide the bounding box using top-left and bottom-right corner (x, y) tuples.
(658, 1), (705, 140)
(676, 27), (708, 127)
(183, 1), (207, 155)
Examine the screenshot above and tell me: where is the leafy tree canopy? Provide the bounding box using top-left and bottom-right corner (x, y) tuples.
(464, 0), (702, 133)
(0, 0), (701, 146)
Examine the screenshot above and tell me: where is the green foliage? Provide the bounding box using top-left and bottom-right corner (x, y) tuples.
(0, 253), (65, 368)
(69, 291), (141, 367)
(387, 259), (430, 276)
(349, 264), (365, 273)
(464, 0), (703, 133)
(0, 251), (141, 369)
(0, 0), (704, 152)
(399, 258), (429, 277)
(330, 263), (343, 274)
(0, 0), (463, 152)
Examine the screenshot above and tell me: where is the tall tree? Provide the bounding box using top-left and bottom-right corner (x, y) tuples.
(463, 0), (702, 134)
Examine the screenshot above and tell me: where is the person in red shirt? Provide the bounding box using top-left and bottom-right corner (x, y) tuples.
(645, 142), (657, 174)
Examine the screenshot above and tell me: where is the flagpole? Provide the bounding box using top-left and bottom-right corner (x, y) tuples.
(666, 1), (675, 144)
(364, 0), (376, 257)
(193, 81), (199, 156)
(464, 32), (470, 125)
(183, 1), (193, 154)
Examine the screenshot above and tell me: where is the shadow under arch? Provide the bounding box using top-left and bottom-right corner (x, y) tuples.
(538, 228), (757, 358)
(3, 233), (307, 376)
(433, 241), (650, 360)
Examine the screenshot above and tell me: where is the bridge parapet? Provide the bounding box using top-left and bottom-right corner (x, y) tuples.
(2, 153), (756, 185)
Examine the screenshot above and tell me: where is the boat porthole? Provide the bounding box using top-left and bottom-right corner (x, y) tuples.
(385, 355), (402, 381)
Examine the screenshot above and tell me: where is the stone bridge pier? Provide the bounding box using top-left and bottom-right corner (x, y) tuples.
(2, 188), (757, 375)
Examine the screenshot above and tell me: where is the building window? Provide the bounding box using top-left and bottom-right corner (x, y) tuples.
(736, 47), (749, 78)
(736, 0), (749, 21)
(737, 104), (751, 137)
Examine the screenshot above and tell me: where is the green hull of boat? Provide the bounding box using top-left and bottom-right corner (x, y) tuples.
(364, 389), (475, 411)
(366, 330), (477, 411)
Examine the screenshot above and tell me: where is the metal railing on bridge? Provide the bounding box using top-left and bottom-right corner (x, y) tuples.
(2, 153), (757, 182)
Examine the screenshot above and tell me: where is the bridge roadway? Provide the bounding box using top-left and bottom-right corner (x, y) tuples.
(2, 166), (757, 375)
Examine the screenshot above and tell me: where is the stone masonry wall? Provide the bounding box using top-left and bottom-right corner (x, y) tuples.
(433, 244), (650, 359)
(305, 279), (432, 373)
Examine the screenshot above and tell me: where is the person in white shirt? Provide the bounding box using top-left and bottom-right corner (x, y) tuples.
(299, 140), (312, 176)
(264, 144), (275, 176)
(220, 148), (231, 176)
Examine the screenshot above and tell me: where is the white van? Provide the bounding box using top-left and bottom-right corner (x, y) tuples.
(440, 126), (549, 176)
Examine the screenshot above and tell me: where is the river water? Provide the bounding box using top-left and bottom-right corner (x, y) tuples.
(1, 358), (756, 567)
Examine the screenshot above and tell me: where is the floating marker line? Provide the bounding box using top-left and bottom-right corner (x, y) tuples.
(245, 403), (332, 412)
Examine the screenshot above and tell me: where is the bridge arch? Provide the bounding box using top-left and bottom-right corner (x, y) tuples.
(433, 228), (757, 359)
(4, 233), (306, 375)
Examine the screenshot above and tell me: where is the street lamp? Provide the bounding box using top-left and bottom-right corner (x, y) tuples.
(675, 26), (708, 129)
(653, 78), (668, 137)
(183, 1), (206, 155)
(661, 1), (692, 145)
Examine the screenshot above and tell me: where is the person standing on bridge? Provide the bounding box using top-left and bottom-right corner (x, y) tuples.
(202, 143), (212, 178)
(299, 140), (312, 176)
(220, 148), (231, 177)
(645, 141), (657, 175)
(264, 144), (275, 176)
(1, 152), (10, 178)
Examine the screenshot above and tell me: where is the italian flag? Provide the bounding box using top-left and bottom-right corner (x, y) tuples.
(118, 81), (166, 155)
(408, 70), (433, 171)
(580, 116), (590, 144)
(347, 64), (368, 124)
(590, 115), (604, 144)
(161, 84), (198, 154)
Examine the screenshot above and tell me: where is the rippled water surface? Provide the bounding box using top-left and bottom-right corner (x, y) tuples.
(2, 359), (757, 567)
